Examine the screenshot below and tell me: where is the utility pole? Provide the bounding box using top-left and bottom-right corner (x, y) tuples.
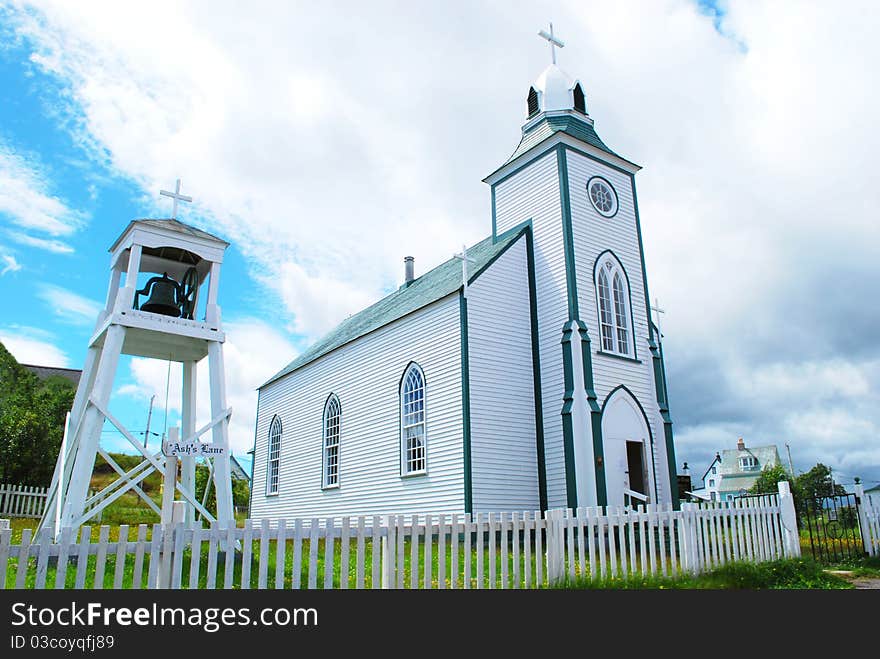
(144, 394), (156, 451)
(785, 443), (795, 476)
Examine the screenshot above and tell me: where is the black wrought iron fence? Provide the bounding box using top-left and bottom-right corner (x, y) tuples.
(797, 493), (863, 563)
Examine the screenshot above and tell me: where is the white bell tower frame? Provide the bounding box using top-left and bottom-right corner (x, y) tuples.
(38, 218), (235, 539)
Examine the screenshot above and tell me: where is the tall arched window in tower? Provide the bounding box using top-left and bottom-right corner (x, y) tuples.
(612, 272), (630, 354)
(323, 395), (341, 488)
(400, 363), (426, 475)
(267, 415), (282, 495)
(596, 255), (633, 357)
(597, 268), (615, 352)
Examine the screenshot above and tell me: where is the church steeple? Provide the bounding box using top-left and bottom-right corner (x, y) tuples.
(484, 24), (633, 180)
(482, 24), (681, 513)
(528, 23), (590, 122)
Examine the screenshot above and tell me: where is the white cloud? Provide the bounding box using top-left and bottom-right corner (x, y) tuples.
(5, 230), (74, 254)
(1, 252), (21, 275)
(37, 283), (101, 325)
(116, 318), (297, 456)
(0, 140), (86, 248)
(0, 326), (70, 367)
(273, 261), (376, 337)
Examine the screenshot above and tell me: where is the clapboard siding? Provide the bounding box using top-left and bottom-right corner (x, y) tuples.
(467, 236), (540, 512)
(566, 149), (670, 502)
(493, 149), (570, 509)
(251, 295), (464, 520)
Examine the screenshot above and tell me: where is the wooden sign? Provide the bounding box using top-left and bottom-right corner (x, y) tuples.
(162, 439), (226, 457)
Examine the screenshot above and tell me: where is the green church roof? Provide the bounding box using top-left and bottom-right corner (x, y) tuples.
(260, 227), (526, 388)
(503, 114), (620, 166)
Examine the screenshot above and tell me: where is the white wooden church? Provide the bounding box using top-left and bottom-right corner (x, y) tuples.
(250, 40), (678, 521)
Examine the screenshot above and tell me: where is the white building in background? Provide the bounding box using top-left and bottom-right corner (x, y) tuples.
(251, 43), (679, 521)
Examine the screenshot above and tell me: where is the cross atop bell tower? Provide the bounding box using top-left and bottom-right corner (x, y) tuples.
(159, 178), (192, 220)
(38, 216), (236, 540)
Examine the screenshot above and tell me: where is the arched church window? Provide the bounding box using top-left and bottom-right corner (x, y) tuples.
(597, 269), (615, 352)
(323, 395), (341, 488)
(400, 364), (426, 475)
(596, 256), (633, 357)
(267, 415), (282, 495)
(573, 83), (586, 114)
(612, 272), (630, 355)
(527, 87), (539, 118)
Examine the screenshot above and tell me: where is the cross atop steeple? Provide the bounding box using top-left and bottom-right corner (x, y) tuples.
(538, 22), (565, 65)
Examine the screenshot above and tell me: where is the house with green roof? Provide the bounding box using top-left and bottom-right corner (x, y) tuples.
(250, 42), (678, 521)
(699, 438), (783, 502)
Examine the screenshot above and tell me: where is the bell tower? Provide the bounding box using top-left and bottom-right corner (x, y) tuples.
(38, 216), (236, 539)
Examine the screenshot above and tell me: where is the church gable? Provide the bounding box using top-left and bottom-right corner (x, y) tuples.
(466, 234), (541, 512)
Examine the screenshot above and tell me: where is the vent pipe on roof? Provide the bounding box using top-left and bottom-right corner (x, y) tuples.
(404, 256), (415, 285)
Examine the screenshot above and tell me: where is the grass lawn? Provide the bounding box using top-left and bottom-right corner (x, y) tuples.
(5, 529), (550, 589)
(558, 558), (855, 589)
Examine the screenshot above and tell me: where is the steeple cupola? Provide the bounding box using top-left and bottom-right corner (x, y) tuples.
(485, 23), (637, 183)
(526, 64), (589, 120)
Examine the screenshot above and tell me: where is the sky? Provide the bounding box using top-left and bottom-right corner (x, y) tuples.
(0, 0), (878, 491)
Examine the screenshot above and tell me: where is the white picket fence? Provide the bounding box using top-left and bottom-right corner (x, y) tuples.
(0, 483), (98, 519)
(0, 484), (50, 519)
(1, 487), (800, 590)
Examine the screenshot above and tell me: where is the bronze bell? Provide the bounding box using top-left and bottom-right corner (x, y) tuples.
(137, 273), (181, 317)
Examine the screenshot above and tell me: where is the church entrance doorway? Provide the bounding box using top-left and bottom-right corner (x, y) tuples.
(626, 440), (647, 498)
(601, 388), (653, 509)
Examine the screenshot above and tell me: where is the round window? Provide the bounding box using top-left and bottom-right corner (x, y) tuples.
(587, 177), (618, 217)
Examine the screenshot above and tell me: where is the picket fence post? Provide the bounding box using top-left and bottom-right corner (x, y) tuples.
(854, 483), (876, 557)
(777, 480), (800, 558)
(544, 508), (565, 586)
(380, 514), (392, 589)
(544, 510), (555, 585)
(681, 503), (699, 574)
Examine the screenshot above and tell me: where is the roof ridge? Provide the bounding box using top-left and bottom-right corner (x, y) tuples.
(260, 228), (527, 388)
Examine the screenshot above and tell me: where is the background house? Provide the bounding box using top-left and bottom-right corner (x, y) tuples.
(700, 438), (782, 502)
(20, 364), (82, 388)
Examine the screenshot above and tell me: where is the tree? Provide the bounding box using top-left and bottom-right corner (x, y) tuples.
(796, 463), (845, 499)
(0, 342), (75, 485)
(194, 464), (250, 516)
(748, 463), (806, 511)
(748, 464), (792, 495)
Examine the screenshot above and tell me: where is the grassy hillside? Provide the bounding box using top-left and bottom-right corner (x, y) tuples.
(90, 452), (166, 525)
(89, 452), (249, 526)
